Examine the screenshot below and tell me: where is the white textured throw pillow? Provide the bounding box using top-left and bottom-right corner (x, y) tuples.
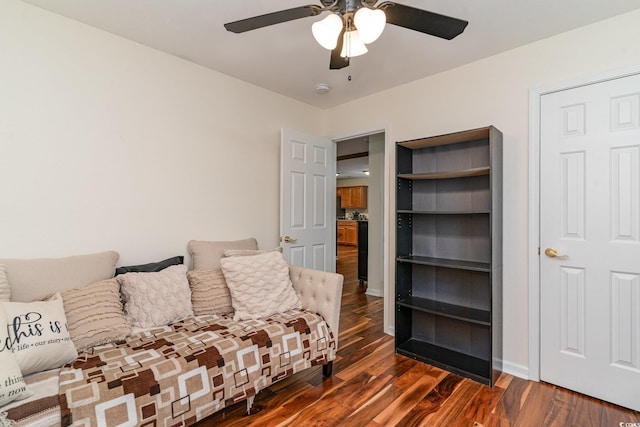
(220, 251), (301, 321)
(2, 295), (78, 376)
(0, 304), (31, 406)
(117, 265), (193, 328)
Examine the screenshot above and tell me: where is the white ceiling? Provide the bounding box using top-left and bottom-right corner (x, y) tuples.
(22, 0), (640, 109)
(337, 136), (369, 179)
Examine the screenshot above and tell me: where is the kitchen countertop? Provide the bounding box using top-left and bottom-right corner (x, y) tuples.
(337, 218), (368, 222)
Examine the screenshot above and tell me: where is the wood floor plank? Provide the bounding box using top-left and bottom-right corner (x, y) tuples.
(425, 379), (484, 427)
(335, 338), (395, 381)
(371, 373), (441, 426)
(599, 396), (640, 426)
(489, 376), (532, 424)
(398, 374), (463, 424)
(398, 374), (478, 426)
(511, 381), (555, 427)
(342, 374), (395, 410)
(463, 382), (508, 426)
(483, 414), (513, 427)
(343, 383), (397, 426)
(198, 245), (640, 426)
(544, 385), (627, 427)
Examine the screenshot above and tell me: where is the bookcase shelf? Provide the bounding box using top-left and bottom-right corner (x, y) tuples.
(397, 296), (490, 325)
(396, 255), (490, 272)
(395, 126), (502, 386)
(397, 210), (491, 215)
(397, 166), (490, 180)
(396, 339), (491, 385)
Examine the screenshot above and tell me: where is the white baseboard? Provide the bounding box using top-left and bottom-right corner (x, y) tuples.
(365, 288), (382, 297)
(385, 325), (395, 336)
(502, 360), (529, 380)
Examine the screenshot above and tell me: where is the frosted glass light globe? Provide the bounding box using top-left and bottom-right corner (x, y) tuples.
(340, 30), (368, 58)
(354, 7), (386, 44)
(312, 13), (344, 50)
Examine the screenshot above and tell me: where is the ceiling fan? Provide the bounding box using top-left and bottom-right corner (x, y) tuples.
(224, 0), (468, 70)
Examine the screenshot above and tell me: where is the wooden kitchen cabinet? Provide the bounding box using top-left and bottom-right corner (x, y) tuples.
(349, 186), (367, 208)
(337, 186), (368, 209)
(337, 221), (358, 246)
(344, 223), (358, 245)
(337, 187), (349, 208)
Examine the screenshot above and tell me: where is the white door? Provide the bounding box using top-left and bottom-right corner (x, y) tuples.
(280, 128), (335, 272)
(540, 73), (640, 411)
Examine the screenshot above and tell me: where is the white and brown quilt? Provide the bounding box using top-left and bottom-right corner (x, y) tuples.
(57, 310), (335, 426)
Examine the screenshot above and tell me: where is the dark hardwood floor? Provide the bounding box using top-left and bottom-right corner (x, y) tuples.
(201, 245), (640, 426)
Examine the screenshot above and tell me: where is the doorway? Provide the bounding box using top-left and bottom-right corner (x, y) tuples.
(335, 132), (385, 299)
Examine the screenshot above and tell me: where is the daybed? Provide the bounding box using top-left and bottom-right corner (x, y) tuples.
(0, 238), (343, 426)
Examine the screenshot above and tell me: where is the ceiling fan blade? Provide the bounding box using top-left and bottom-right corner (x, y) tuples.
(330, 49), (349, 69)
(378, 2), (468, 40)
(225, 5), (322, 33)
(330, 26), (349, 69)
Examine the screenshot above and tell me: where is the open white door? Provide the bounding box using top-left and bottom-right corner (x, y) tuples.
(540, 73), (640, 411)
(280, 128), (335, 272)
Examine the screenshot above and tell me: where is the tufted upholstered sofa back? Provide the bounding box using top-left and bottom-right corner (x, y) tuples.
(289, 265), (343, 350)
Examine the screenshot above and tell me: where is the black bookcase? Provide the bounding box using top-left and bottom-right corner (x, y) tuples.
(395, 126), (503, 386)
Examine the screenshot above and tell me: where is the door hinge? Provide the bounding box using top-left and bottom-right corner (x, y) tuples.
(538, 247), (540, 256)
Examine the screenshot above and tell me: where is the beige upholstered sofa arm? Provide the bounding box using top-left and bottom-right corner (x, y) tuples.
(289, 265), (343, 350)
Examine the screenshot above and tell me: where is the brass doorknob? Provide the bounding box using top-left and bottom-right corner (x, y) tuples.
(545, 247), (568, 258)
(283, 236), (297, 243)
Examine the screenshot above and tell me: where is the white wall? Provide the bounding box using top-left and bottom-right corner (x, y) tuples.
(367, 133), (384, 298)
(325, 9), (640, 376)
(336, 178), (369, 187)
(0, 0), (324, 265)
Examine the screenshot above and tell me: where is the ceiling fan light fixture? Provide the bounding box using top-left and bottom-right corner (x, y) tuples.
(224, 2), (468, 70)
(312, 13), (344, 50)
(353, 7), (386, 44)
(340, 30), (368, 58)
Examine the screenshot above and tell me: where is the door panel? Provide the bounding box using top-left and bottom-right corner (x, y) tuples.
(611, 272), (640, 371)
(540, 73), (640, 411)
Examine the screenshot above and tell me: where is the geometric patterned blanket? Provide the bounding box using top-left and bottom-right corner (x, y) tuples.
(58, 310), (336, 426)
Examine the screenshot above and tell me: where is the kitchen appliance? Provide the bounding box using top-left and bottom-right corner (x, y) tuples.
(358, 220), (368, 286)
(336, 196), (346, 218)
